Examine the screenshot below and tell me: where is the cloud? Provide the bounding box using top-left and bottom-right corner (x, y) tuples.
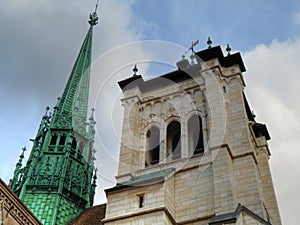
(244, 38), (300, 224)
(0, 0), (152, 204)
(90, 40), (186, 204)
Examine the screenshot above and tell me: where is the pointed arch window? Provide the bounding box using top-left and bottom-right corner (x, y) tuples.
(145, 126), (160, 167)
(167, 121), (181, 160)
(50, 134), (58, 145)
(59, 134), (66, 146)
(188, 115), (204, 155)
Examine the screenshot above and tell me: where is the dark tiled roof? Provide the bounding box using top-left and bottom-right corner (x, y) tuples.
(118, 45), (246, 91)
(68, 204), (106, 225)
(243, 92), (271, 141)
(196, 45), (246, 72)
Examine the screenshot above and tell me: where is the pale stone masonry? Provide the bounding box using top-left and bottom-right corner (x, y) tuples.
(0, 179), (42, 225)
(103, 46), (282, 225)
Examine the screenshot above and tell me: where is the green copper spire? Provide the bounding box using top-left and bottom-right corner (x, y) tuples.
(10, 5), (99, 225)
(52, 6), (98, 136)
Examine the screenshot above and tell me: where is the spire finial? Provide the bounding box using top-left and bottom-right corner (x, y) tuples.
(251, 110), (256, 119)
(89, 0), (99, 26)
(95, 0), (99, 13)
(133, 64), (138, 77)
(207, 37), (212, 48)
(89, 108), (96, 121)
(18, 147), (27, 165)
(226, 43), (231, 56)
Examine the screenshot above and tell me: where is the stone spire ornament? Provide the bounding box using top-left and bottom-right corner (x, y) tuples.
(207, 37), (212, 48)
(226, 43), (232, 56)
(133, 64), (138, 77)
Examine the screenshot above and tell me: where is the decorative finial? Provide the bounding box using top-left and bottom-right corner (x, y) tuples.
(226, 44), (231, 56)
(251, 110), (256, 119)
(181, 55), (185, 59)
(16, 147), (27, 167)
(207, 37), (212, 48)
(89, 0), (99, 26)
(133, 64), (138, 77)
(190, 53), (195, 65)
(21, 146), (27, 154)
(89, 108), (96, 121)
(42, 106), (50, 119)
(93, 167), (98, 180)
(95, 0), (99, 13)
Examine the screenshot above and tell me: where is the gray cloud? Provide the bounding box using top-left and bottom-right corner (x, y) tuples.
(244, 38), (300, 224)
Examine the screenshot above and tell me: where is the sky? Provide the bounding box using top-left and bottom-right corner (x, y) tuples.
(0, 0), (299, 224)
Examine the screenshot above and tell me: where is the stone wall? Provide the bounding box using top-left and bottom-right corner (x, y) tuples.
(0, 179), (42, 225)
(108, 55), (281, 224)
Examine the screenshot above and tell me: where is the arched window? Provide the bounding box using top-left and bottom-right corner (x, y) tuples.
(145, 126), (160, 167)
(50, 134), (58, 145)
(71, 138), (77, 155)
(188, 115), (204, 155)
(59, 134), (66, 146)
(167, 121), (181, 160)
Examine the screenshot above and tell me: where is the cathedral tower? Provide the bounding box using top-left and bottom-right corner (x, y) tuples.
(10, 6), (99, 225)
(103, 44), (282, 224)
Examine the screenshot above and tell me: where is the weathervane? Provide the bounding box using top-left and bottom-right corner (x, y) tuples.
(185, 40), (199, 54)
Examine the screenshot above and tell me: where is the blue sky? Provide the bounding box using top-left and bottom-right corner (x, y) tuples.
(0, 0), (300, 224)
(130, 0), (300, 50)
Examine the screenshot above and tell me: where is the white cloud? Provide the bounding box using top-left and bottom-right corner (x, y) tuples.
(244, 38), (300, 224)
(0, 0), (152, 205)
(90, 40), (186, 204)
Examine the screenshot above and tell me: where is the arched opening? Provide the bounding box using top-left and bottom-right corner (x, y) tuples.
(50, 134), (58, 145)
(145, 126), (160, 167)
(167, 121), (181, 160)
(59, 135), (66, 145)
(71, 138), (77, 155)
(188, 115), (204, 155)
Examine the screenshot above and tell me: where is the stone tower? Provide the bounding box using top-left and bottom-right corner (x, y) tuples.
(10, 7), (99, 225)
(103, 45), (282, 224)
